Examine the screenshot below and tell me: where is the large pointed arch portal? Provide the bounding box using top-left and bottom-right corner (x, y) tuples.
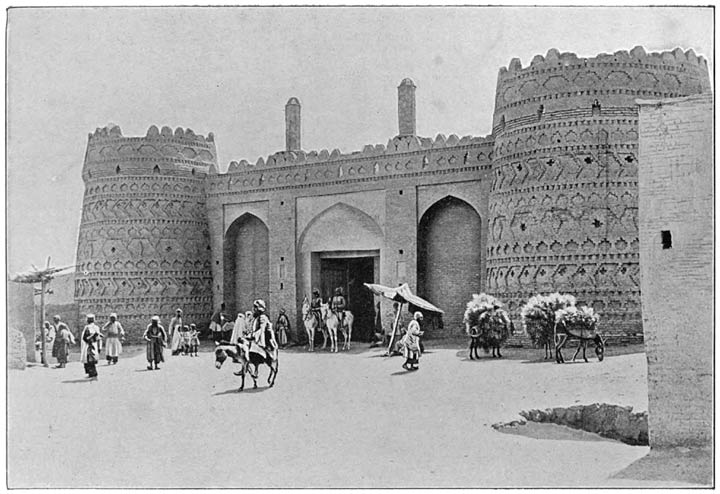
(297, 202), (384, 341)
(418, 196), (482, 335)
(224, 213), (269, 315)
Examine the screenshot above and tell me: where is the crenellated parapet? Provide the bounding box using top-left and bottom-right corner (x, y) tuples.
(206, 133), (494, 195)
(487, 46), (711, 343)
(493, 46), (711, 131)
(83, 124), (216, 181)
(219, 134), (493, 174)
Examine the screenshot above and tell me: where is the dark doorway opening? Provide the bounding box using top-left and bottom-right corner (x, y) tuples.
(320, 256), (375, 341)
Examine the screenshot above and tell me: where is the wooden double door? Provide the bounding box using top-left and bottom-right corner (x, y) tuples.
(320, 256), (375, 341)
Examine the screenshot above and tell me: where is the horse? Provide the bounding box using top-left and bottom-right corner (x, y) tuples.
(466, 309), (510, 359)
(301, 296), (327, 351)
(554, 322), (605, 363)
(319, 302), (355, 352)
(214, 340), (278, 391)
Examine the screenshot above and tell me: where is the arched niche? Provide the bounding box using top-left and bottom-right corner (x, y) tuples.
(223, 213), (269, 315)
(418, 196), (483, 336)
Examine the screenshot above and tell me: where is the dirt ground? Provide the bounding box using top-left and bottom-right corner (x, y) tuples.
(6, 342), (701, 488)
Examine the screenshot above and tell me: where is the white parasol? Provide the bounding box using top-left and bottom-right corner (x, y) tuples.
(363, 282), (443, 355)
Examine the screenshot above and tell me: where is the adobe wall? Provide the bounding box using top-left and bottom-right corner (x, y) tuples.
(637, 93), (713, 448)
(7, 282), (35, 364)
(488, 47), (710, 342)
(206, 134), (493, 338)
(75, 124), (216, 341)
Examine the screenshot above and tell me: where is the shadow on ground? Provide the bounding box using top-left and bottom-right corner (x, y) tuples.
(613, 447), (713, 486)
(495, 422), (617, 443)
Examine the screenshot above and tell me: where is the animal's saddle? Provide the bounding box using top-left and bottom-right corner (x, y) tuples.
(563, 323), (598, 340)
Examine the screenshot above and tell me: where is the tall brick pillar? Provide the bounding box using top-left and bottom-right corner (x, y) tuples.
(285, 97), (301, 152)
(398, 78), (416, 136)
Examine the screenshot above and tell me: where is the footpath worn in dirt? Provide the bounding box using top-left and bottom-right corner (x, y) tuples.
(6, 344), (698, 487)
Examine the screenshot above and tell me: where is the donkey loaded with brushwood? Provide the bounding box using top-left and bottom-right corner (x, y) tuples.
(463, 294), (511, 359)
(554, 305), (605, 363)
(520, 293), (577, 360)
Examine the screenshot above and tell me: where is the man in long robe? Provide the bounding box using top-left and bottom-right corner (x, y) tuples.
(168, 308), (184, 355)
(275, 308), (290, 348)
(80, 314), (103, 378)
(102, 313), (125, 364)
(143, 316), (167, 370)
(209, 304), (225, 343)
(54, 323), (75, 368)
(50, 315), (71, 366)
(249, 299), (278, 361)
(230, 313), (246, 344)
(401, 312), (424, 371)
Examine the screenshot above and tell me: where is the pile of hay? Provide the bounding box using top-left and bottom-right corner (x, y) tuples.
(463, 293), (504, 333)
(463, 293), (511, 345)
(520, 292), (576, 346)
(555, 305), (599, 330)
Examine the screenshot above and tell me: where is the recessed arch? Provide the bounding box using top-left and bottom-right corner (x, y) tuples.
(223, 213), (269, 315)
(418, 196), (483, 336)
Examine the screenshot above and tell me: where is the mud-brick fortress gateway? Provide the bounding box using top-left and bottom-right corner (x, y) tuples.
(74, 46), (711, 343)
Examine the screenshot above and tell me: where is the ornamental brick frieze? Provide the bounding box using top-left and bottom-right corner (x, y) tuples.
(83, 176), (204, 197)
(76, 124), (215, 341)
(488, 47), (710, 339)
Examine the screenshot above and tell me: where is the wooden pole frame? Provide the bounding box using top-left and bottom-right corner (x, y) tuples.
(39, 277), (48, 367)
(385, 302), (404, 356)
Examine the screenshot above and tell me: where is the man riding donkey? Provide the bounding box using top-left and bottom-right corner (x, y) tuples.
(237, 299), (278, 377)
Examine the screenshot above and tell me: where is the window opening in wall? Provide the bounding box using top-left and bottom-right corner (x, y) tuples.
(399, 190), (403, 195)
(280, 201), (284, 206)
(661, 230), (672, 249)
(153, 165), (160, 174)
(280, 283), (284, 290)
(116, 165), (121, 174)
(593, 219), (603, 228)
(191, 168), (196, 176)
(625, 156), (634, 163)
(584, 157), (593, 164)
(399, 249), (404, 255)
(520, 223), (526, 231)
(280, 257), (284, 261)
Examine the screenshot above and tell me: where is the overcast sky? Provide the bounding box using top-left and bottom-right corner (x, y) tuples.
(6, 6), (714, 274)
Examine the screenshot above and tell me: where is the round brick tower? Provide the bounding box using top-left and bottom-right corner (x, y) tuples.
(487, 46), (710, 342)
(74, 124), (217, 341)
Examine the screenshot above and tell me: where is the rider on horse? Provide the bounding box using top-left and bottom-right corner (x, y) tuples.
(310, 288), (323, 326)
(331, 287), (347, 327)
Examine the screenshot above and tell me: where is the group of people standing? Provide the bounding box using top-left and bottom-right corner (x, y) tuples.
(167, 309), (201, 357)
(75, 313), (126, 379)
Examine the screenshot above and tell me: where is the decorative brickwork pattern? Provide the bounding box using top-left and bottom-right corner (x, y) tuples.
(75, 124), (216, 342)
(488, 47), (710, 342)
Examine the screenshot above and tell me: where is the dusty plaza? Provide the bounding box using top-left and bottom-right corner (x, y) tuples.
(8, 343), (685, 488)
(6, 7), (714, 490)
